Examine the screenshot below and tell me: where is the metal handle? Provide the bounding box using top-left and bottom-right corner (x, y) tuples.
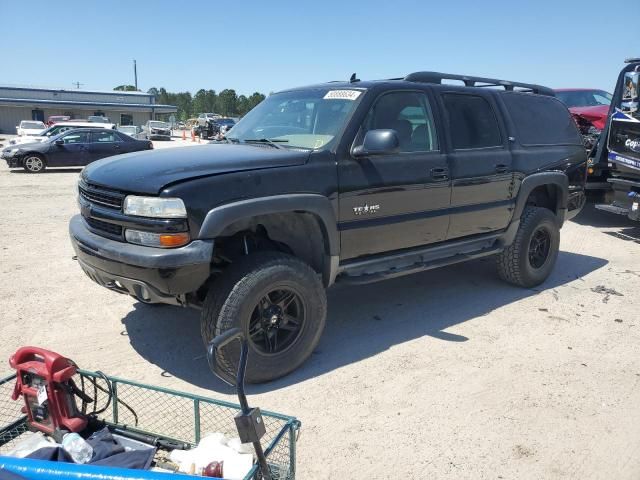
(430, 167), (449, 180)
(206, 329), (272, 480)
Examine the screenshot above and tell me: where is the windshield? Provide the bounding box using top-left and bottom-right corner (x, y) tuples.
(149, 121), (169, 128)
(555, 90), (612, 108)
(119, 126), (136, 133)
(227, 88), (363, 150)
(21, 121), (45, 129)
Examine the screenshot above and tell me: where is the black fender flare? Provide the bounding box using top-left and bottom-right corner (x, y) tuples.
(513, 171), (569, 223)
(198, 194), (340, 257)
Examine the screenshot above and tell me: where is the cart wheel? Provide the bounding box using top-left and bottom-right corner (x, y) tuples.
(201, 252), (327, 383)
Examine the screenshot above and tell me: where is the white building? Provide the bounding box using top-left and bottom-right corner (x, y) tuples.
(0, 86), (177, 133)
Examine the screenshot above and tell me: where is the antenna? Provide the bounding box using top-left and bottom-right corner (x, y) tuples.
(350, 73), (360, 83)
(72, 81), (84, 89)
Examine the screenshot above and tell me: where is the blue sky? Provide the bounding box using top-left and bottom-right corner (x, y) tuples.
(2, 0), (636, 95)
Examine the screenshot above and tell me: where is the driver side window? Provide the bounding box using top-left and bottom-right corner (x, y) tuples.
(60, 132), (89, 144)
(359, 91), (438, 153)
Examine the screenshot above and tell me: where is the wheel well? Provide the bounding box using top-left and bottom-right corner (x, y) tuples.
(212, 212), (328, 276)
(525, 185), (561, 215)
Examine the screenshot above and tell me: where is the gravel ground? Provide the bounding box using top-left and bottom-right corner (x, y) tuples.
(0, 149), (639, 479)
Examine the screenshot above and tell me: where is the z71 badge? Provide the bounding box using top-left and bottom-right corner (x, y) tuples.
(353, 204), (380, 215)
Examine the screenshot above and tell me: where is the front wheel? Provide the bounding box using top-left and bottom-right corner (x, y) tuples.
(497, 206), (560, 288)
(200, 252), (327, 383)
(23, 154), (46, 173)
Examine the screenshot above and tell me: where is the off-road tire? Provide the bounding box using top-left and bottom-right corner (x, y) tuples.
(497, 206), (560, 288)
(200, 251), (327, 383)
(23, 154), (46, 173)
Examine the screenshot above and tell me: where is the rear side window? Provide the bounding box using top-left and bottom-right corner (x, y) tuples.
(442, 94), (502, 149)
(502, 93), (582, 146)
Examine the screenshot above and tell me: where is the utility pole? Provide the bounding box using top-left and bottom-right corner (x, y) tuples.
(133, 59), (138, 90)
(72, 81), (84, 89)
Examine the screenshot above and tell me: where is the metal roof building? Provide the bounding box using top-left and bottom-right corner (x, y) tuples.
(0, 86), (177, 133)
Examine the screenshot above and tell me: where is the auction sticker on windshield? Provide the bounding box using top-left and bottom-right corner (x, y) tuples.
(324, 90), (362, 100)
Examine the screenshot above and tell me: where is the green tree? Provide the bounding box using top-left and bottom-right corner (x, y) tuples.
(247, 92), (266, 111)
(147, 87), (159, 97)
(217, 89), (238, 116)
(204, 90), (217, 113)
(114, 85), (138, 91)
(192, 89), (208, 114)
(237, 95), (249, 115)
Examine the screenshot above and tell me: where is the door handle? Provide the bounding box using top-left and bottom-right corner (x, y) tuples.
(495, 164), (509, 174)
(430, 167), (449, 181)
(114, 144), (121, 149)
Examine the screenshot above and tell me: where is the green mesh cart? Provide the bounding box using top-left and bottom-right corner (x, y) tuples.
(0, 330), (301, 480)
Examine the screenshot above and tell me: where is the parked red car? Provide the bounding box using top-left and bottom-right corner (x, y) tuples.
(555, 89), (611, 139)
(555, 89), (612, 184)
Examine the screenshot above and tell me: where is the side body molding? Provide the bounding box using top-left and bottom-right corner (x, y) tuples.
(198, 194), (340, 256)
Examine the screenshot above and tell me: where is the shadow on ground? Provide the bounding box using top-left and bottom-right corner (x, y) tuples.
(122, 250), (607, 393)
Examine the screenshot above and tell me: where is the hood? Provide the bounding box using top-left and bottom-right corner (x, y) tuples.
(10, 136), (46, 145)
(82, 143), (310, 194)
(568, 105), (609, 130)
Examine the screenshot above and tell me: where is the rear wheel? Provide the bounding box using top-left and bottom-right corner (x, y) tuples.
(200, 252), (327, 383)
(23, 154), (46, 173)
(497, 206), (560, 288)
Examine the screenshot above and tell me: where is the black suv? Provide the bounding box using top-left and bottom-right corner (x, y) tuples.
(69, 71), (586, 382)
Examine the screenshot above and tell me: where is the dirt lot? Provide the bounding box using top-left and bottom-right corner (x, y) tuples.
(0, 148), (639, 479)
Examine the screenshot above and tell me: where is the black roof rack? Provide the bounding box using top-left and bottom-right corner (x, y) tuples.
(403, 71), (554, 96)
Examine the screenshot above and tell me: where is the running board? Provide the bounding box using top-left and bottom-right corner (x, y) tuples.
(594, 203), (629, 216)
(336, 234), (502, 285)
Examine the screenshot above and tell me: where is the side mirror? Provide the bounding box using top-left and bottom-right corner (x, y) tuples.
(55, 139), (64, 145)
(352, 129), (400, 157)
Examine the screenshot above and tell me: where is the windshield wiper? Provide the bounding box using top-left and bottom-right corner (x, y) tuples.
(243, 138), (289, 149)
(225, 137), (241, 144)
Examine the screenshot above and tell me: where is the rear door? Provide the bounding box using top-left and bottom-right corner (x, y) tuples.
(438, 92), (514, 239)
(337, 90), (451, 260)
(48, 131), (90, 166)
(88, 130), (125, 163)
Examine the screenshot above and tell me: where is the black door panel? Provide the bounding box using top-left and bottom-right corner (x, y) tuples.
(337, 90), (451, 260)
(439, 93), (515, 239)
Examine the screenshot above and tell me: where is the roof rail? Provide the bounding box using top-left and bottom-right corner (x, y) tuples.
(403, 71), (555, 96)
(624, 57), (640, 64)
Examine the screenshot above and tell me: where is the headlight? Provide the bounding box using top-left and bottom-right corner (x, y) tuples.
(123, 196), (187, 218)
(3, 148), (20, 156)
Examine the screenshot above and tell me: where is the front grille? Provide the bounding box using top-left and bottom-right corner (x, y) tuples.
(79, 183), (124, 210)
(86, 217), (123, 237)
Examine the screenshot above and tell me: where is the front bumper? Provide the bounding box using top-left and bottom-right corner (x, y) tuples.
(2, 153), (22, 168)
(69, 215), (213, 303)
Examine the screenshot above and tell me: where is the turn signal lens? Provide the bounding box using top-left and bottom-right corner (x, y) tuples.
(125, 229), (190, 248)
(159, 232), (190, 247)
(588, 167), (594, 174)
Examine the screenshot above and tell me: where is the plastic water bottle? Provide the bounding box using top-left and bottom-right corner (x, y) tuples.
(62, 433), (93, 464)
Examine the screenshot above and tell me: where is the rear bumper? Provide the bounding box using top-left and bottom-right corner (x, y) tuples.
(69, 215), (213, 302)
